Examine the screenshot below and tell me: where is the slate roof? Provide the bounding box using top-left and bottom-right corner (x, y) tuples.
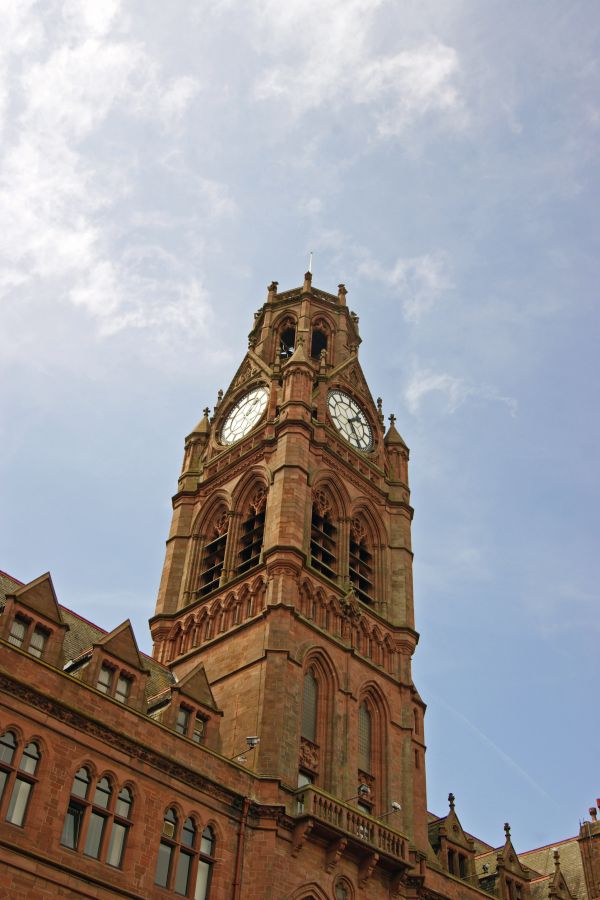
(519, 839), (586, 900)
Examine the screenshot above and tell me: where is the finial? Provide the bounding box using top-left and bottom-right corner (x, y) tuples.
(203, 407), (210, 418)
(308, 250), (313, 274)
(448, 792), (455, 812)
(217, 389), (223, 405)
(267, 281), (278, 302)
(338, 283), (347, 305)
(389, 413), (396, 428)
(590, 807), (598, 822)
(504, 823), (511, 841)
(303, 270), (313, 292)
(553, 850), (560, 871)
(377, 397), (384, 425)
(319, 347), (327, 373)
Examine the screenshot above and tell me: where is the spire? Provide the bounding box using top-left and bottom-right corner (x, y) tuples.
(384, 414), (408, 449)
(190, 407), (211, 436)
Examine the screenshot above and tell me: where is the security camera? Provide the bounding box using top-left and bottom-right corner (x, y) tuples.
(391, 801), (402, 811)
(246, 736), (260, 747)
(358, 783), (371, 796)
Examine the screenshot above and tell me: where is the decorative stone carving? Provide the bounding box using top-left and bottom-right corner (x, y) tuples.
(313, 489), (331, 517)
(249, 487), (267, 515)
(299, 736), (320, 774)
(340, 589), (362, 624)
(234, 360), (261, 387)
(213, 511), (229, 537)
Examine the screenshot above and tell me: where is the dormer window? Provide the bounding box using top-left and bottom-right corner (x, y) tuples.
(7, 616), (27, 648)
(192, 714), (205, 744)
(96, 663), (134, 705)
(175, 707), (190, 735)
(97, 664), (113, 694)
(114, 674), (131, 704)
(28, 626), (48, 658)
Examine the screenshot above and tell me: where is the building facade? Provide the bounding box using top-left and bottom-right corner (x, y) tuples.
(0, 275), (597, 899)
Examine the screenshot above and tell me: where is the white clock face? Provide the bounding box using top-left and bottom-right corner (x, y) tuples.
(327, 390), (373, 451)
(221, 386), (269, 445)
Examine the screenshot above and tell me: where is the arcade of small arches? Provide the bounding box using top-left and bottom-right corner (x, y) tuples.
(275, 312), (333, 363)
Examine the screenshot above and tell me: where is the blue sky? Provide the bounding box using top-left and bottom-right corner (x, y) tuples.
(1, 0), (598, 851)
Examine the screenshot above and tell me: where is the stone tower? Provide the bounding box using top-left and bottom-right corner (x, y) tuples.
(150, 274), (428, 852)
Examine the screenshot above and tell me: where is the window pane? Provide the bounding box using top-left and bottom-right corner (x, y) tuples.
(200, 826), (214, 856)
(155, 841), (173, 888)
(194, 860), (212, 900)
(115, 675), (131, 703)
(115, 787), (132, 818)
(93, 776), (112, 808)
(61, 803), (84, 849)
(6, 778), (32, 826)
(192, 715), (205, 743)
(8, 618), (26, 648)
(163, 808), (177, 838)
(19, 742), (40, 775)
(175, 850), (192, 895)
(97, 665), (112, 693)
(182, 817), (196, 848)
(84, 811), (106, 858)
(0, 731), (17, 764)
(175, 707), (189, 734)
(71, 767), (90, 799)
(0, 770), (7, 804)
(28, 627), (47, 658)
(358, 702), (372, 772)
(107, 821), (128, 867)
(301, 671), (318, 742)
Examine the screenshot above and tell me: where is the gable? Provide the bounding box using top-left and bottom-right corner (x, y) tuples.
(95, 620), (148, 672)
(176, 662), (220, 712)
(10, 573), (64, 626)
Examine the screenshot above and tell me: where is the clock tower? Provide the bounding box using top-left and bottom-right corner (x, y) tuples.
(150, 272), (427, 852)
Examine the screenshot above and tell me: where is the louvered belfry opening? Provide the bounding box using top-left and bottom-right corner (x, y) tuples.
(237, 488), (266, 575)
(310, 490), (337, 580)
(349, 518), (374, 605)
(301, 669), (318, 742)
(278, 316), (296, 359)
(199, 511), (229, 597)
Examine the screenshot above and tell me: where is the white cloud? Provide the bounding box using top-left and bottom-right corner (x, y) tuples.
(252, 0), (466, 136)
(405, 370), (517, 417)
(359, 251), (451, 321)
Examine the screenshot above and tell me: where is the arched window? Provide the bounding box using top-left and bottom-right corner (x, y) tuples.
(155, 810), (216, 898)
(278, 317), (296, 359)
(237, 487), (266, 575)
(0, 732), (40, 827)
(310, 319), (329, 360)
(61, 769), (133, 867)
(310, 490), (337, 580)
(358, 702), (372, 774)
(301, 670), (318, 743)
(198, 509), (229, 597)
(349, 518), (374, 605)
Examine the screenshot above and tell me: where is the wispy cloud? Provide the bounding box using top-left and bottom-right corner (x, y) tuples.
(405, 370), (518, 416)
(359, 251), (452, 321)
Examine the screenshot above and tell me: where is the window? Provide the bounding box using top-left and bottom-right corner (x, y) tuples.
(114, 675), (131, 704)
(28, 626), (48, 658)
(155, 809), (216, 898)
(301, 670), (318, 743)
(310, 491), (337, 579)
(199, 511), (229, 597)
(97, 665), (113, 694)
(349, 519), (374, 605)
(192, 714), (205, 744)
(358, 702), (372, 774)
(175, 707), (190, 735)
(0, 733), (40, 827)
(278, 318), (296, 359)
(236, 489), (266, 576)
(7, 616), (51, 659)
(61, 768), (133, 868)
(310, 322), (328, 360)
(7, 617), (27, 648)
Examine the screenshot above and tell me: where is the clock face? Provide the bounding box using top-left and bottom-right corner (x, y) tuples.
(327, 390), (373, 451)
(221, 386), (269, 445)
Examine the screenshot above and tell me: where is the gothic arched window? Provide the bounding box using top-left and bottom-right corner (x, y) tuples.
(349, 518), (374, 605)
(0, 732), (40, 827)
(310, 318), (329, 360)
(278, 317), (296, 359)
(301, 670), (318, 743)
(237, 488), (266, 575)
(155, 809), (215, 898)
(358, 702), (372, 774)
(310, 490), (337, 580)
(198, 509), (229, 597)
